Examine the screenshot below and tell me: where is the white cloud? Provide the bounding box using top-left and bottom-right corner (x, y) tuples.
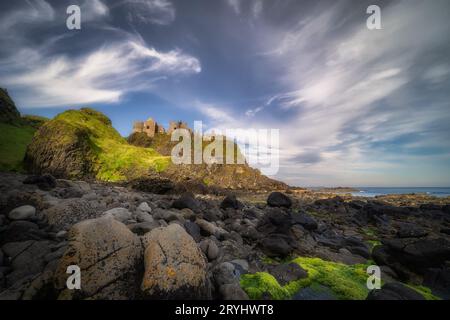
(0, 39), (201, 107)
(121, 0), (176, 25)
(0, 0), (54, 34)
(257, 0), (450, 186)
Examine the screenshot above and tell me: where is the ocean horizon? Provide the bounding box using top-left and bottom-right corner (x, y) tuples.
(349, 187), (450, 198)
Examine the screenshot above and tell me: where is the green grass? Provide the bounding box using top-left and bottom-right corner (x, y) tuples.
(53, 108), (171, 182)
(0, 122), (36, 172)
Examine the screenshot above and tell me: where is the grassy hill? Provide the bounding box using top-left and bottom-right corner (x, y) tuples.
(25, 108), (170, 182)
(0, 88), (48, 172)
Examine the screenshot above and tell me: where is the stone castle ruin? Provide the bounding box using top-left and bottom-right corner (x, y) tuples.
(133, 118), (190, 137)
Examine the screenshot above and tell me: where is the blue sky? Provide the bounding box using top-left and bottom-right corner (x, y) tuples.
(1, 0), (449, 187)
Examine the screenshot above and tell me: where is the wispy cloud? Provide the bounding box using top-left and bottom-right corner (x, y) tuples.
(119, 0), (176, 25)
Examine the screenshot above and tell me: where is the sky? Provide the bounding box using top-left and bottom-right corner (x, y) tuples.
(0, 0), (449, 187)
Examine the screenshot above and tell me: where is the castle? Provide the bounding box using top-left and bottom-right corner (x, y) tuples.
(133, 118), (190, 137)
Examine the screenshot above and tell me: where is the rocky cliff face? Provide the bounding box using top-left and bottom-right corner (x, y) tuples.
(0, 88), (20, 124)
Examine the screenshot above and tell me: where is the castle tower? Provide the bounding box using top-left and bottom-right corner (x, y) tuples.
(168, 120), (190, 134)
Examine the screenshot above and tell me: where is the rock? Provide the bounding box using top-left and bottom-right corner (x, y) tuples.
(220, 195), (243, 210)
(441, 228), (450, 235)
(293, 284), (338, 300)
(199, 239), (219, 261)
(196, 218), (227, 239)
(259, 234), (293, 258)
(257, 207), (292, 235)
(103, 208), (132, 223)
(43, 198), (103, 230)
(219, 283), (249, 300)
(141, 224), (210, 299)
(0, 248), (3, 266)
(397, 222), (428, 238)
(54, 216), (142, 299)
(2, 240), (52, 286)
(55, 230), (67, 240)
(267, 192), (292, 208)
(213, 262), (240, 286)
(23, 174), (56, 191)
(373, 238), (450, 274)
(423, 267), (450, 300)
(291, 212), (318, 231)
(268, 263), (308, 285)
(136, 211), (154, 223)
(127, 221), (160, 235)
(181, 208), (196, 221)
(8, 205), (37, 221)
(366, 282), (425, 300)
(172, 192), (199, 212)
(0, 221), (39, 244)
(184, 220), (201, 242)
(137, 202), (152, 214)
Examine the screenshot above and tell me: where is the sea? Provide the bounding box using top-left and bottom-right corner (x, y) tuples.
(348, 187), (450, 198)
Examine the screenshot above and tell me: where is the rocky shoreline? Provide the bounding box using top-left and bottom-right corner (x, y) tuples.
(0, 172), (449, 300)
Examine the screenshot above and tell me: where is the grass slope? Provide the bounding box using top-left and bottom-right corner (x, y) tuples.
(0, 122), (36, 172)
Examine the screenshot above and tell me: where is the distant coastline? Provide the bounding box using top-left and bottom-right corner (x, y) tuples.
(308, 187), (450, 198)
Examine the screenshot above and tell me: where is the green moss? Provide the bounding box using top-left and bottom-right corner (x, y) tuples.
(407, 285), (441, 300)
(240, 272), (291, 300)
(0, 122), (36, 172)
(241, 257), (372, 300)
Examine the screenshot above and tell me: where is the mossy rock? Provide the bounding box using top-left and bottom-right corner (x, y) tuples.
(25, 108), (170, 182)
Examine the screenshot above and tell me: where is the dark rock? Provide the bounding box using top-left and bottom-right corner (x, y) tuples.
(267, 192), (292, 208)
(220, 194), (243, 210)
(293, 284), (337, 300)
(420, 203), (442, 211)
(259, 234), (293, 258)
(440, 228), (450, 235)
(0, 88), (21, 123)
(291, 212), (318, 231)
(23, 174), (56, 191)
(219, 283), (249, 300)
(268, 263), (308, 286)
(184, 221), (201, 242)
(127, 221), (160, 235)
(373, 238), (450, 274)
(397, 222), (427, 238)
(257, 207), (292, 235)
(0, 221), (39, 245)
(172, 192), (199, 212)
(423, 267), (450, 300)
(366, 282), (425, 300)
(130, 177), (175, 194)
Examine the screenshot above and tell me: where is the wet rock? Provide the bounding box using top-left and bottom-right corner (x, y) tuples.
(267, 192), (292, 208)
(172, 192), (199, 212)
(23, 174), (56, 191)
(268, 263), (308, 286)
(8, 205), (37, 221)
(54, 216), (142, 299)
(366, 282), (425, 300)
(141, 224), (210, 299)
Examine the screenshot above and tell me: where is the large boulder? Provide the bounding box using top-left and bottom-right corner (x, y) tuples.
(267, 192), (292, 208)
(366, 283), (425, 300)
(141, 224), (210, 299)
(373, 238), (450, 274)
(54, 216), (142, 299)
